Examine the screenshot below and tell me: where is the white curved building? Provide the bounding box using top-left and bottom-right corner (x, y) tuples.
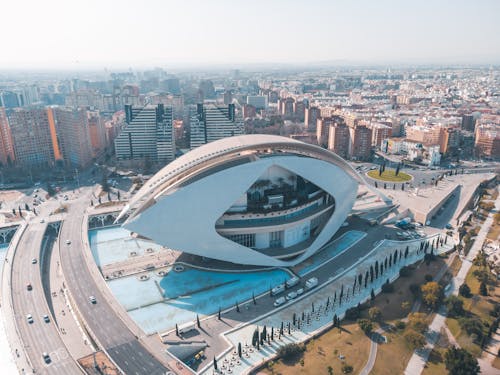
(121, 135), (364, 267)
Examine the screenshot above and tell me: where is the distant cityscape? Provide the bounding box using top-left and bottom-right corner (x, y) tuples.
(0, 66), (498, 187)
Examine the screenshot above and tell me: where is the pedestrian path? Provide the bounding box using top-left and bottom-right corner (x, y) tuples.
(404, 189), (499, 375)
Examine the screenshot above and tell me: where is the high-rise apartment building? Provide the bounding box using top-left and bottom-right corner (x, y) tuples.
(189, 103), (244, 149)
(349, 125), (373, 160)
(8, 107), (59, 168)
(293, 101), (306, 122)
(475, 124), (500, 159)
(370, 123), (392, 147)
(328, 123), (349, 158)
(115, 104), (175, 163)
(54, 107), (93, 168)
(304, 106), (320, 132)
(0, 107), (15, 166)
(87, 110), (107, 157)
(461, 114), (475, 131)
(246, 95), (267, 109)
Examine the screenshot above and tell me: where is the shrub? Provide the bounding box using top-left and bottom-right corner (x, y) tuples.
(445, 296), (465, 317)
(458, 317), (484, 341)
(459, 283), (472, 298)
(408, 313), (428, 333)
(358, 319), (373, 334)
(444, 347), (480, 375)
(276, 343), (304, 360)
(341, 364), (353, 374)
(395, 320), (406, 330)
(403, 329), (426, 350)
(368, 307), (382, 322)
(421, 282), (443, 309)
(479, 281), (488, 296)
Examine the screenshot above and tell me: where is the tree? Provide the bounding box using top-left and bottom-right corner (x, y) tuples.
(401, 301), (411, 312)
(459, 283), (472, 298)
(371, 289), (376, 301)
(458, 317), (484, 340)
(268, 337), (295, 354)
(408, 313), (428, 333)
(341, 364), (353, 374)
(101, 173), (110, 192)
(445, 296), (465, 317)
(421, 281), (443, 309)
(444, 347), (480, 375)
(345, 306), (360, 320)
(479, 281), (488, 296)
(368, 307), (382, 322)
(358, 319), (373, 334)
(404, 329), (426, 350)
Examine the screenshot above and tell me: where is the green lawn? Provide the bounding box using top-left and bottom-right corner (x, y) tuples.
(367, 169), (412, 182)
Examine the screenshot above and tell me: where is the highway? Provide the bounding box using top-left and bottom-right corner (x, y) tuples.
(10, 221), (82, 374)
(58, 197), (170, 375)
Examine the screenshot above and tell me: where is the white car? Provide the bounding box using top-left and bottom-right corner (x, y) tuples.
(89, 296), (97, 304)
(296, 288), (304, 295)
(26, 314), (33, 324)
(273, 297), (286, 307)
(43, 314), (50, 323)
(286, 291), (297, 300)
(65, 240), (71, 245)
(31, 258), (37, 264)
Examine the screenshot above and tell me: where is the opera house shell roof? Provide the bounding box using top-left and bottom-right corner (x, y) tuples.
(120, 134), (365, 267)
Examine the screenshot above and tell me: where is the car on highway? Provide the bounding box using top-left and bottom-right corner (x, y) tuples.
(89, 296), (97, 304)
(26, 283), (33, 291)
(286, 291), (298, 300)
(66, 240), (71, 245)
(31, 258), (37, 264)
(26, 314), (33, 324)
(273, 296), (286, 307)
(42, 352), (51, 364)
(43, 314), (50, 323)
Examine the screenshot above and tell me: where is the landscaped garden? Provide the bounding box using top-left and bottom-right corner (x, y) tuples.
(367, 169), (412, 182)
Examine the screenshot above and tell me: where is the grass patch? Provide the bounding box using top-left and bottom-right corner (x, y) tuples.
(370, 332), (414, 375)
(367, 169), (412, 182)
(261, 323), (369, 375)
(421, 347), (448, 375)
(446, 262), (499, 359)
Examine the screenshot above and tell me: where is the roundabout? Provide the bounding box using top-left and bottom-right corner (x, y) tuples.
(366, 169), (412, 182)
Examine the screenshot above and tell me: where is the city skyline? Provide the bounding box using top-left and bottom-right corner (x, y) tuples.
(1, 0), (499, 69)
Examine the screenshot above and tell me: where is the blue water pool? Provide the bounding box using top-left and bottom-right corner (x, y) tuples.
(88, 226), (163, 266)
(108, 267), (289, 334)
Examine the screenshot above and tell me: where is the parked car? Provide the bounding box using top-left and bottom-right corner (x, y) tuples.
(286, 291), (297, 300)
(296, 288), (304, 295)
(42, 352), (51, 363)
(285, 276), (300, 288)
(271, 284), (285, 296)
(273, 297), (286, 307)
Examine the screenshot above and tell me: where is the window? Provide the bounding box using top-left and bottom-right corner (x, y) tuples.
(225, 234), (255, 248)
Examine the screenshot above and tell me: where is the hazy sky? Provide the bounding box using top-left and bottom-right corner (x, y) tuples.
(1, 0), (499, 69)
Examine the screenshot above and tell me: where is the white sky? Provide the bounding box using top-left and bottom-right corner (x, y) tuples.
(1, 0), (499, 69)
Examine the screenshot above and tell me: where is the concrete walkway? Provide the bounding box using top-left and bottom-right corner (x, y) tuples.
(404, 188), (499, 375)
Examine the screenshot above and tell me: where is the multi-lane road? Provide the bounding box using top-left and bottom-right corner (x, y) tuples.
(58, 197), (171, 375)
(10, 221), (81, 374)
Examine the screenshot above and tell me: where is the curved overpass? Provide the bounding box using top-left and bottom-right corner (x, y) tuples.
(58, 199), (175, 375)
